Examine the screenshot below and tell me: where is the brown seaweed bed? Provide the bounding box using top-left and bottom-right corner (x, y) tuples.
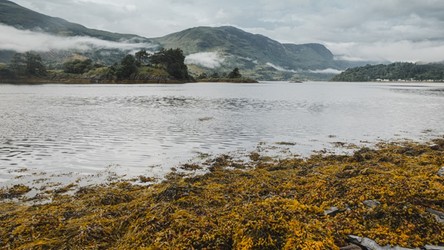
(1, 138), (444, 249)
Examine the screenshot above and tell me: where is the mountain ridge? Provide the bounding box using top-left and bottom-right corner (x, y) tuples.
(152, 26), (337, 70)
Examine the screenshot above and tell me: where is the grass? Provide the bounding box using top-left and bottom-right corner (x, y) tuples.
(1, 138), (444, 249)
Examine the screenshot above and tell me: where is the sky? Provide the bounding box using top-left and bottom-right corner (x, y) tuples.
(10, 0), (444, 62)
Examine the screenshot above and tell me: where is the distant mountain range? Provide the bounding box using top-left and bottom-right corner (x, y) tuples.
(0, 0), (368, 80)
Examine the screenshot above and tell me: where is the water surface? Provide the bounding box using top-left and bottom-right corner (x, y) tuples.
(1, 81), (444, 185)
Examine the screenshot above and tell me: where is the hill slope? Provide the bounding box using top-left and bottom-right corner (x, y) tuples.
(0, 0), (148, 42)
(153, 26), (337, 71)
(331, 62), (444, 82)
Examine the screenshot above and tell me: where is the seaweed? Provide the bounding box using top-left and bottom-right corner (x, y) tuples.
(1, 139), (444, 249)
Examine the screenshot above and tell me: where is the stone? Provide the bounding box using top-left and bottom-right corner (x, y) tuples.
(348, 235), (383, 250)
(347, 235), (419, 250)
(424, 245), (444, 250)
(340, 244), (362, 250)
(438, 167), (444, 177)
(426, 208), (444, 223)
(324, 206), (340, 216)
(363, 199), (381, 208)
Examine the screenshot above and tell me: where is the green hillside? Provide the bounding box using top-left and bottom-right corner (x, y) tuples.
(153, 26), (338, 71)
(331, 62), (444, 82)
(0, 0), (149, 42)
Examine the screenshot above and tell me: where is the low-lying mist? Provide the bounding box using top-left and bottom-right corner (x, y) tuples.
(0, 24), (155, 53)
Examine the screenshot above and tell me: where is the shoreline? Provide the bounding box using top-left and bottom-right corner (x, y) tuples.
(0, 77), (191, 84)
(0, 76), (259, 84)
(1, 137), (444, 249)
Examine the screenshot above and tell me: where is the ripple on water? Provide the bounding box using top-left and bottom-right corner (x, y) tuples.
(0, 82), (444, 186)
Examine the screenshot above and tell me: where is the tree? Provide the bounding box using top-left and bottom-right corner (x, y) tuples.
(63, 59), (93, 74)
(9, 52), (46, 76)
(135, 49), (149, 66)
(9, 53), (27, 74)
(25, 52), (46, 76)
(116, 54), (137, 79)
(228, 67), (242, 79)
(150, 48), (190, 80)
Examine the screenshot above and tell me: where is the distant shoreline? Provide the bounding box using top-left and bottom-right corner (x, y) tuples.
(0, 77), (259, 84)
(0, 76), (190, 84)
(196, 77), (259, 83)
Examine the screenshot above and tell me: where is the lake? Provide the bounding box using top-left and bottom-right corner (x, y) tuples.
(1, 81), (444, 186)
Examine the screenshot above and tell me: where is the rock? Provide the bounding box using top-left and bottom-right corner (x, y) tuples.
(363, 199), (381, 208)
(348, 235), (383, 250)
(340, 244), (362, 250)
(347, 235), (419, 250)
(430, 144), (440, 150)
(438, 167), (444, 177)
(426, 208), (444, 223)
(424, 245), (444, 250)
(324, 206), (340, 216)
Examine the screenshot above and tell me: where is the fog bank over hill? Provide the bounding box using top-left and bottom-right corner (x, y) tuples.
(0, 24), (155, 52)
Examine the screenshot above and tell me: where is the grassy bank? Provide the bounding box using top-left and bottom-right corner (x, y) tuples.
(1, 139), (444, 249)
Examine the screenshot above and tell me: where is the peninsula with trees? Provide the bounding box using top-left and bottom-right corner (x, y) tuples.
(332, 62), (444, 82)
(0, 48), (256, 84)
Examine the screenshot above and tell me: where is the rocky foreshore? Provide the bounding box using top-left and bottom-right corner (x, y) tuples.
(1, 138), (444, 249)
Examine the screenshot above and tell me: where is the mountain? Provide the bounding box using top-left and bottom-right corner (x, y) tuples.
(153, 26), (338, 71)
(0, 0), (148, 42)
(0, 0), (154, 65)
(0, 0), (368, 80)
(152, 26), (370, 80)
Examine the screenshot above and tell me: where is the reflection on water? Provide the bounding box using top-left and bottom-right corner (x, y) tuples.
(1, 81), (444, 185)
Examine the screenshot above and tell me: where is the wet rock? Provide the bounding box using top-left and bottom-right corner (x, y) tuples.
(324, 206), (340, 216)
(348, 235), (382, 249)
(340, 244), (362, 250)
(363, 199), (381, 208)
(426, 208), (444, 223)
(347, 235), (419, 250)
(424, 245), (444, 250)
(430, 144), (440, 150)
(438, 167), (444, 177)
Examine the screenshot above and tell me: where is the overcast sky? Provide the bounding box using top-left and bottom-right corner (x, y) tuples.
(11, 0), (444, 62)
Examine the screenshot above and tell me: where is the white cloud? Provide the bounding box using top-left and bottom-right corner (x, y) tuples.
(327, 40), (444, 62)
(0, 24), (154, 53)
(310, 68), (343, 74)
(185, 52), (225, 68)
(265, 62), (297, 72)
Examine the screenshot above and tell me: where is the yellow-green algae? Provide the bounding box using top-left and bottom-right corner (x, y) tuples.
(1, 139), (444, 249)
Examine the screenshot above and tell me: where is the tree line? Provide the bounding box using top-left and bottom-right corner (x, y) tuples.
(0, 52), (47, 78)
(332, 62), (444, 82)
(0, 48), (192, 81)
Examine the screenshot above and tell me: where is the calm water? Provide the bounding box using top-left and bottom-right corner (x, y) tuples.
(1, 81), (444, 185)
